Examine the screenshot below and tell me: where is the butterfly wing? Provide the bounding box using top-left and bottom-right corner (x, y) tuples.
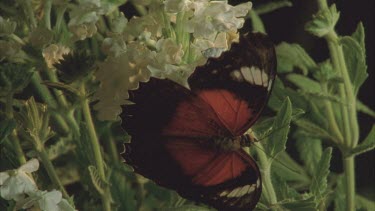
(188, 32), (277, 135)
(121, 78), (261, 210)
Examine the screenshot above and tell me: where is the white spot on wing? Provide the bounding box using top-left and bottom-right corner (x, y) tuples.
(227, 187), (241, 198)
(248, 184), (256, 193)
(230, 70), (243, 82)
(240, 66), (269, 87)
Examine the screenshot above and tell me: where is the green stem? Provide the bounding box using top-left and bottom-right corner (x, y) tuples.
(343, 156), (356, 211)
(316, 1), (358, 211)
(5, 93), (27, 165)
(44, 0), (52, 30)
(80, 84), (111, 211)
(255, 143), (277, 205)
(20, 0), (37, 29)
(327, 40), (351, 146)
(38, 146), (69, 198)
(54, 6), (67, 33)
(31, 73), (70, 135)
(321, 83), (344, 143)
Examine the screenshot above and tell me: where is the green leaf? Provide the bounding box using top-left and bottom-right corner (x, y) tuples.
(110, 170), (137, 211)
(0, 117), (16, 144)
(254, 0), (292, 15)
(350, 125), (375, 156)
(357, 99), (375, 118)
(295, 136), (322, 176)
(279, 197), (317, 211)
(46, 138), (76, 160)
(248, 10), (266, 33)
(314, 60), (343, 84)
(310, 147), (332, 198)
(286, 74), (321, 92)
(351, 22), (365, 55)
(272, 173), (299, 201)
(0, 62), (34, 96)
(294, 118), (335, 141)
(271, 151), (311, 186)
(0, 16), (16, 36)
(88, 165), (107, 195)
(341, 36), (367, 94)
(356, 195), (375, 210)
(305, 4), (340, 37)
(265, 97), (292, 158)
(276, 43), (317, 74)
(268, 78), (309, 112)
(28, 26), (54, 48)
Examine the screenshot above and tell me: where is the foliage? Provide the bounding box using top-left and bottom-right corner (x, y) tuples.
(0, 0), (373, 211)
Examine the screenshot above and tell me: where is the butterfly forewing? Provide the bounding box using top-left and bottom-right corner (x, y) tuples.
(188, 32), (276, 135)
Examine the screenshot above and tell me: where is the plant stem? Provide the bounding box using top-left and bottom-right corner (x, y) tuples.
(255, 143), (277, 205)
(31, 73), (70, 135)
(80, 84), (111, 211)
(38, 146), (69, 198)
(20, 0), (37, 29)
(321, 83), (343, 142)
(343, 155), (356, 211)
(316, 1), (359, 210)
(5, 93), (27, 165)
(44, 0), (52, 30)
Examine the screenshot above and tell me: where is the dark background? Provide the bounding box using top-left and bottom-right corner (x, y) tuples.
(239, 0), (374, 199)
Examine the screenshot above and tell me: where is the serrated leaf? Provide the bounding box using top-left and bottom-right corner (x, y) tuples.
(254, 0), (292, 15)
(0, 16), (16, 36)
(310, 147), (332, 198)
(0, 118), (16, 144)
(110, 170), (137, 211)
(351, 22), (365, 55)
(271, 151), (311, 186)
(265, 97), (292, 158)
(46, 138), (76, 160)
(248, 11), (266, 33)
(357, 100), (375, 118)
(0, 63), (34, 96)
(295, 136), (322, 176)
(268, 78), (309, 112)
(286, 74), (321, 92)
(276, 43), (317, 74)
(280, 197), (317, 211)
(305, 4), (340, 37)
(294, 118), (336, 141)
(88, 165), (106, 195)
(356, 194), (375, 210)
(350, 125), (375, 156)
(272, 173), (300, 200)
(341, 36), (367, 95)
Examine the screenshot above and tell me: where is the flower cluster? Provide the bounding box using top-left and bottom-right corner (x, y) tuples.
(94, 0), (252, 120)
(0, 159), (74, 211)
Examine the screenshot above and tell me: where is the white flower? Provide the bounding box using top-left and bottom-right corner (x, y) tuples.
(16, 190), (75, 211)
(186, 1), (252, 38)
(155, 38), (184, 64)
(68, 11), (98, 40)
(0, 159), (39, 201)
(94, 42), (155, 121)
(164, 0), (190, 13)
(42, 44), (70, 68)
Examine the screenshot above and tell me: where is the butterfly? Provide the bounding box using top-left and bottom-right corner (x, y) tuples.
(121, 32), (276, 211)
